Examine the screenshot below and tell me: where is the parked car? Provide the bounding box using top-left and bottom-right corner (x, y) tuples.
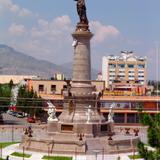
(11, 111), (17, 117)
(7, 110), (13, 115)
(16, 112), (25, 118)
(27, 117), (35, 123)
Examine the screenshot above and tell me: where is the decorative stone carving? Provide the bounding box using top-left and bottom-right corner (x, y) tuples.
(86, 105), (93, 123)
(47, 101), (58, 122)
(108, 103), (115, 122)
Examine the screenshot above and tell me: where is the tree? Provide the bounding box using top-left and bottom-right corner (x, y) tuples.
(9, 79), (14, 89)
(138, 112), (160, 159)
(17, 85), (43, 117)
(0, 84), (12, 112)
(148, 80), (151, 86)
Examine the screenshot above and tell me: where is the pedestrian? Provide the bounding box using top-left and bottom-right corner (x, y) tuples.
(6, 155), (9, 160)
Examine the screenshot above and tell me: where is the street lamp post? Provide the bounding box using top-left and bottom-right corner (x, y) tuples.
(47, 143), (50, 160)
(0, 144), (2, 159)
(11, 124), (14, 142)
(75, 147), (77, 160)
(93, 149), (101, 160)
(22, 146), (25, 160)
(131, 138), (135, 160)
(155, 42), (159, 112)
(102, 148), (104, 160)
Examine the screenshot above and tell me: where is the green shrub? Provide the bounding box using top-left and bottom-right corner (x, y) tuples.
(11, 152), (31, 158)
(0, 142), (18, 148)
(128, 154), (142, 159)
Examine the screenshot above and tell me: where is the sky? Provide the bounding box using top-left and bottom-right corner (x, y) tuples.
(0, 0), (160, 80)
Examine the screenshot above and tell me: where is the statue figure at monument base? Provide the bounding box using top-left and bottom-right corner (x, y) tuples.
(47, 101), (58, 122)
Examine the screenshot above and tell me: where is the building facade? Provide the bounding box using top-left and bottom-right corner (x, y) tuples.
(27, 79), (105, 98)
(102, 51), (147, 89)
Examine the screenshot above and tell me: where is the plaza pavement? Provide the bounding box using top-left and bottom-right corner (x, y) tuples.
(1, 143), (144, 160)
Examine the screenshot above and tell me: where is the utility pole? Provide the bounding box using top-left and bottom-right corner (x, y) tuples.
(23, 146), (25, 160)
(0, 144), (2, 159)
(11, 124), (14, 142)
(155, 42), (159, 112)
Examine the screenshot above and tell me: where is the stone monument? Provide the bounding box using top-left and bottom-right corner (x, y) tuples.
(20, 0), (139, 154)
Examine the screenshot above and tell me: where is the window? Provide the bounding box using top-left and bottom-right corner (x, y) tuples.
(109, 64), (116, 68)
(110, 75), (115, 77)
(138, 70), (144, 73)
(114, 113), (125, 123)
(127, 114), (139, 123)
(118, 75), (125, 78)
(38, 85), (44, 92)
(51, 85), (56, 92)
(138, 64), (145, 68)
(109, 70), (115, 73)
(118, 64), (125, 68)
(128, 71), (134, 73)
(119, 71), (125, 73)
(63, 85), (67, 89)
(128, 64), (134, 68)
(129, 75), (134, 77)
(139, 80), (144, 84)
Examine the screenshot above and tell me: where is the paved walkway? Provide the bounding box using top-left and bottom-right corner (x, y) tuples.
(1, 143), (144, 160)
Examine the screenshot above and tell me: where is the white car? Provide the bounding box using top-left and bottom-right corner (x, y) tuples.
(7, 110), (13, 115)
(16, 112), (24, 118)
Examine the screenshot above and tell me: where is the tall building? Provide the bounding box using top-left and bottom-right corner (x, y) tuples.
(53, 73), (65, 80)
(102, 51), (147, 88)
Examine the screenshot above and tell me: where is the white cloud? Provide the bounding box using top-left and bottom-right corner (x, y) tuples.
(8, 23), (26, 36)
(31, 15), (73, 38)
(0, 0), (32, 17)
(38, 19), (49, 28)
(10, 4), (20, 13)
(19, 8), (32, 17)
(90, 21), (120, 43)
(53, 15), (72, 29)
(8, 15), (74, 63)
(5, 14), (121, 66)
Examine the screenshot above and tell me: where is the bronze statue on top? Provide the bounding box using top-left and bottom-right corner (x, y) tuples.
(74, 0), (89, 30)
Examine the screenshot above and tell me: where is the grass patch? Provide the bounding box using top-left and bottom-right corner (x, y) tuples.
(42, 155), (72, 160)
(0, 142), (19, 148)
(11, 152), (31, 158)
(128, 155), (142, 159)
(0, 158), (4, 160)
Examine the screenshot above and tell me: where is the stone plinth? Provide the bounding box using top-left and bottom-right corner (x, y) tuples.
(47, 121), (58, 134)
(47, 121), (110, 138)
(20, 133), (139, 154)
(20, 135), (86, 153)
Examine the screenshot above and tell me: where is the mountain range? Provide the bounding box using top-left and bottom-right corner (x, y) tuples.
(0, 44), (98, 79)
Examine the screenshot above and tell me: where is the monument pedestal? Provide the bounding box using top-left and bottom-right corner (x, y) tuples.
(20, 135), (86, 153)
(47, 121), (58, 134)
(20, 131), (139, 154)
(47, 121), (111, 137)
